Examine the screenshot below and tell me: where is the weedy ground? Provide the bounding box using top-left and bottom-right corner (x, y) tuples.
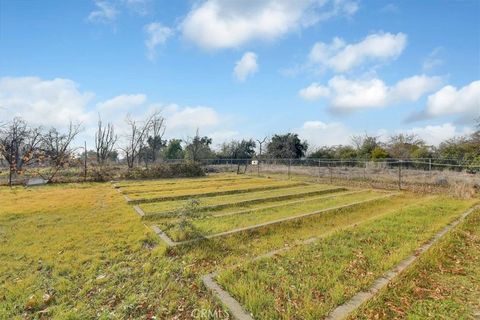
(1, 173), (478, 319)
(216, 198), (477, 319)
(350, 208), (480, 319)
(139, 183), (340, 214)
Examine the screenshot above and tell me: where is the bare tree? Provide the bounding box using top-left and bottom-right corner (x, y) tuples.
(121, 111), (162, 169)
(0, 118), (42, 186)
(95, 115), (117, 165)
(147, 113), (166, 163)
(38, 122), (82, 182)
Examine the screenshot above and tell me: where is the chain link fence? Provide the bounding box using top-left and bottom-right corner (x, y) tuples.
(201, 158), (480, 193)
(1, 158), (479, 194)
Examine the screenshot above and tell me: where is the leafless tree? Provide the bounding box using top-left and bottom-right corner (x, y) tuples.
(95, 115), (117, 165)
(147, 112), (166, 163)
(38, 122), (82, 182)
(121, 111), (163, 169)
(0, 118), (43, 186)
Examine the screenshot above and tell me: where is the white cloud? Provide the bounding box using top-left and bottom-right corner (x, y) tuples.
(391, 75), (443, 101)
(416, 81), (480, 120)
(0, 77), (93, 128)
(162, 104), (236, 146)
(234, 52), (258, 81)
(164, 105), (221, 130)
(210, 130), (240, 147)
(125, 0), (151, 15)
(180, 0), (358, 50)
(97, 94), (146, 110)
(401, 123), (473, 146)
(87, 0), (118, 24)
(296, 120), (352, 147)
(299, 82), (330, 100)
(422, 47), (444, 71)
(144, 22), (173, 60)
(309, 32), (407, 72)
(299, 75), (442, 111)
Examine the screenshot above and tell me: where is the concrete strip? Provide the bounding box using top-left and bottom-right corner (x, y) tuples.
(325, 204), (480, 320)
(152, 193), (398, 247)
(202, 273), (254, 320)
(202, 193), (398, 241)
(210, 190), (369, 218)
(199, 200), (406, 320)
(151, 225), (176, 247)
(133, 205), (145, 217)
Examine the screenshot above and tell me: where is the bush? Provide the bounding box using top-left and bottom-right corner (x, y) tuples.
(89, 165), (120, 182)
(123, 163), (205, 180)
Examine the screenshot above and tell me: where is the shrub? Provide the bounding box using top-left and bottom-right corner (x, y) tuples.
(123, 163), (205, 180)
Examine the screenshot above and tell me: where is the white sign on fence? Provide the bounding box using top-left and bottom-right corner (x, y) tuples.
(251, 160), (258, 165)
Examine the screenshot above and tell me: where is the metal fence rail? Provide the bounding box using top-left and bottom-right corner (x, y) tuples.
(1, 157), (479, 189)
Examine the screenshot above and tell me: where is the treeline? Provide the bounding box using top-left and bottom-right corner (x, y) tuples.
(309, 130), (480, 164)
(1, 113), (479, 182)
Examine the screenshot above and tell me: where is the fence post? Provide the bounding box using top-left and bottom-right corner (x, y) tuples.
(84, 141), (87, 182)
(288, 159), (291, 179)
(329, 162), (333, 183)
(429, 158), (432, 172)
(398, 160), (402, 190)
(363, 159), (367, 181)
(318, 160), (320, 181)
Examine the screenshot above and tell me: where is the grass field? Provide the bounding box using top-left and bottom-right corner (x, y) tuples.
(215, 198), (476, 319)
(1, 173), (478, 319)
(139, 183), (344, 215)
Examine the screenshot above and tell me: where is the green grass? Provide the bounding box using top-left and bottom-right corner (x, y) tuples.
(145, 189), (361, 221)
(160, 190), (389, 241)
(350, 209), (480, 320)
(127, 180), (305, 202)
(139, 183), (340, 214)
(216, 197), (477, 319)
(1, 174), (477, 319)
(114, 173), (251, 188)
(119, 176), (277, 194)
(0, 183), (225, 319)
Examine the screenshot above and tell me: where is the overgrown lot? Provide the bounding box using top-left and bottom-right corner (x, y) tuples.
(1, 174), (478, 319)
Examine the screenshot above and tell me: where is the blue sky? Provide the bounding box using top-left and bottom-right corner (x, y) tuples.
(1, 0), (479, 149)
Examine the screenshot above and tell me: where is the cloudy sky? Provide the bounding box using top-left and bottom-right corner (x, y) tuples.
(0, 0), (479, 149)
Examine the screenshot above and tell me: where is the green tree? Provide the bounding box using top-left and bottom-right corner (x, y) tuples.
(184, 130), (213, 162)
(308, 146), (335, 159)
(163, 139), (184, 160)
(351, 134), (380, 159)
(218, 139), (256, 159)
(371, 146), (389, 160)
(386, 134), (426, 159)
(266, 133), (308, 159)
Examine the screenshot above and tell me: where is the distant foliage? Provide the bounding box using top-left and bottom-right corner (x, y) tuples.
(266, 133), (308, 159)
(184, 129), (214, 162)
(218, 139), (256, 159)
(163, 139), (184, 160)
(123, 163), (205, 180)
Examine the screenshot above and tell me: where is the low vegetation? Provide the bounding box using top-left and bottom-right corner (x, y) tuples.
(351, 209), (480, 319)
(1, 173), (477, 319)
(216, 198), (477, 319)
(159, 190), (386, 241)
(139, 183), (338, 214)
